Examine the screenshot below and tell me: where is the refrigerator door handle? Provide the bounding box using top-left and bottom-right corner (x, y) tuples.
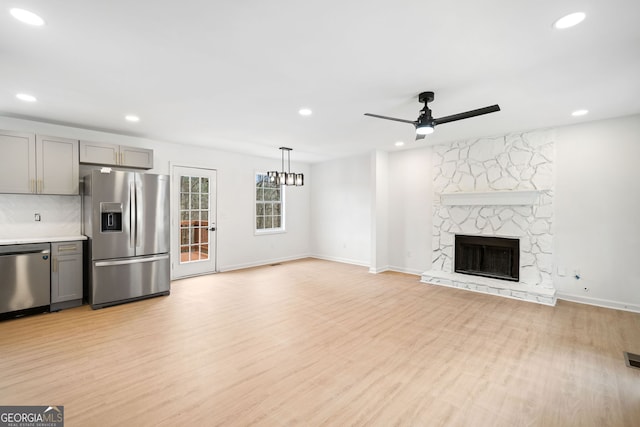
(95, 254), (169, 267)
(130, 182), (136, 249)
(136, 185), (142, 248)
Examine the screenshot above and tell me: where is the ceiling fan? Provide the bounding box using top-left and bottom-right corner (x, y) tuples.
(364, 91), (500, 140)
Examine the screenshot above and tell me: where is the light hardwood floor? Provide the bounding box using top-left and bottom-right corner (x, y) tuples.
(1, 258), (639, 426)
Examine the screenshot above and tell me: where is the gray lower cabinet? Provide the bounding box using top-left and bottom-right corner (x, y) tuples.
(51, 241), (83, 311)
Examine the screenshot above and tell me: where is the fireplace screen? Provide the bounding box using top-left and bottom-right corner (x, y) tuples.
(454, 235), (519, 281)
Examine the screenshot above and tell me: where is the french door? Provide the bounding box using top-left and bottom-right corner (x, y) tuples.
(171, 166), (217, 278)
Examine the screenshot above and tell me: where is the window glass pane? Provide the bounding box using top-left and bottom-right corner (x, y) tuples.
(201, 178), (209, 193)
(180, 210), (189, 221)
(201, 194), (209, 209)
(256, 203), (264, 216)
(273, 203), (281, 215)
(256, 188), (263, 200)
(265, 217), (273, 229)
(201, 211), (209, 222)
(256, 217), (264, 229)
(265, 203), (273, 216)
(273, 216), (281, 228)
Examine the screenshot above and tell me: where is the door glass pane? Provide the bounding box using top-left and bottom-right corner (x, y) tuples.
(191, 177), (200, 193)
(180, 177), (190, 193)
(180, 228), (190, 245)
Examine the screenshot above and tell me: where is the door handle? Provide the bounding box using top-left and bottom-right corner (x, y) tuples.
(209, 226), (216, 231)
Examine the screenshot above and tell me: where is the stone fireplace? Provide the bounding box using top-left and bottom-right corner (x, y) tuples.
(421, 130), (556, 305)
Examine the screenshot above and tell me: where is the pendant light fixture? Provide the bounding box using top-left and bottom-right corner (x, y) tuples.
(267, 147), (304, 186)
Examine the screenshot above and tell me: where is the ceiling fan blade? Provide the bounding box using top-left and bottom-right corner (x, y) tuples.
(364, 113), (416, 125)
(433, 105), (500, 126)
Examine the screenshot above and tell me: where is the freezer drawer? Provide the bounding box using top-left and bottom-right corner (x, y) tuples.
(0, 243), (51, 316)
(89, 254), (170, 309)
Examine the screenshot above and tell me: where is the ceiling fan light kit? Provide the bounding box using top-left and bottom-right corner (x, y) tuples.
(267, 147), (304, 186)
(365, 91), (500, 140)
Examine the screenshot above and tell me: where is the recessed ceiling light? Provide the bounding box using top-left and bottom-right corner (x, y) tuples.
(16, 93), (37, 102)
(125, 115), (140, 122)
(298, 108), (312, 116)
(394, 141), (405, 147)
(10, 8), (45, 26)
(553, 12), (586, 29)
(571, 109), (589, 117)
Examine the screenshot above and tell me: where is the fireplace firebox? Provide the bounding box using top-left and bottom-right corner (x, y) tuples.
(454, 235), (519, 281)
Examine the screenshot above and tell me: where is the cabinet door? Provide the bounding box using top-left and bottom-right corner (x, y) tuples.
(51, 241), (83, 303)
(0, 130), (36, 193)
(36, 135), (79, 195)
(121, 145), (154, 169)
(79, 140), (119, 166)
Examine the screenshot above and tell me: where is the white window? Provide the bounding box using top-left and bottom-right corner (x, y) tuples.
(255, 173), (284, 232)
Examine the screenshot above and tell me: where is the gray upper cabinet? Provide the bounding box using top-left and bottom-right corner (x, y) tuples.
(37, 135), (80, 195)
(80, 140), (153, 169)
(0, 130), (79, 195)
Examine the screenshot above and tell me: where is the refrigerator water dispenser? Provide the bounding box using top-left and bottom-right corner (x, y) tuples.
(100, 202), (123, 232)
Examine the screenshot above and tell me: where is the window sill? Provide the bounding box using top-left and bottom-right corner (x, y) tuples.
(255, 228), (286, 236)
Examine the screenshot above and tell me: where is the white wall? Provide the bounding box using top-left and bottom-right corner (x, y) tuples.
(310, 154), (371, 266)
(370, 151), (389, 273)
(387, 147), (434, 275)
(554, 114), (640, 311)
(0, 116), (311, 274)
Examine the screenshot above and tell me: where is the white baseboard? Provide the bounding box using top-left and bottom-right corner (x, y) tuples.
(556, 292), (640, 313)
(309, 254), (370, 268)
(387, 265), (424, 276)
(219, 254), (311, 273)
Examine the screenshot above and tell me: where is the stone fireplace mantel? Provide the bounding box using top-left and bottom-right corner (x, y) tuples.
(439, 190), (541, 206)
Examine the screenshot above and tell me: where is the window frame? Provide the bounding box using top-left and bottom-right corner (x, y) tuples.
(254, 172), (285, 235)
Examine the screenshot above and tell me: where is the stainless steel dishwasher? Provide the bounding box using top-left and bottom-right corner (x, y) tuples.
(0, 243), (51, 318)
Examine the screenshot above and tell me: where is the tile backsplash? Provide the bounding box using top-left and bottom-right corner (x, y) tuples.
(0, 194), (81, 238)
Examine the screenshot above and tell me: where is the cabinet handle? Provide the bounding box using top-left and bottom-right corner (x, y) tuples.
(121, 152), (124, 165)
(58, 245), (77, 252)
(52, 257), (57, 273)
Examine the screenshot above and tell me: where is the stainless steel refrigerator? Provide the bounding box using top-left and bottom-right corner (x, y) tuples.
(83, 170), (170, 309)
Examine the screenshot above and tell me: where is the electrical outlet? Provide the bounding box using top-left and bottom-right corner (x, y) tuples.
(34, 213), (41, 222)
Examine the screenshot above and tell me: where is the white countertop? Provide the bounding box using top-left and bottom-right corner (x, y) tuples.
(0, 235), (87, 245)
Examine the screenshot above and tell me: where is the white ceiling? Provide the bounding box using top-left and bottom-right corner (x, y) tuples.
(2, 0), (640, 163)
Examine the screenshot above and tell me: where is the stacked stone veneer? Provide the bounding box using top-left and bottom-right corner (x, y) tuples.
(421, 130), (556, 305)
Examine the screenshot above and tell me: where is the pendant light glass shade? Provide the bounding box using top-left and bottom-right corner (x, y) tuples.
(285, 173), (295, 186)
(268, 147), (304, 187)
